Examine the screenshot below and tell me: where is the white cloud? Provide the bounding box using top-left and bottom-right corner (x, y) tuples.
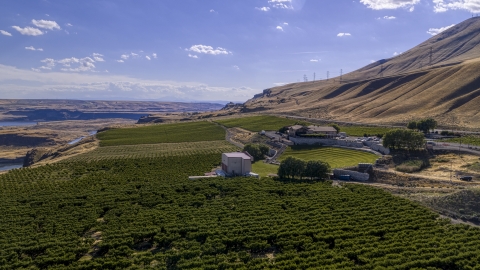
(146, 56), (151, 60)
(92, 53), (105, 62)
(32, 19), (61, 30)
(152, 53), (157, 59)
(310, 59), (320, 62)
(11, 26), (43, 36)
(188, 54), (199, 58)
(131, 52), (139, 57)
(37, 55), (102, 72)
(210, 9), (216, 13)
(276, 26), (284, 31)
(427, 24), (456, 35)
(268, 0), (293, 9)
(66, 23), (73, 27)
(381, 16), (396, 19)
(117, 60), (124, 63)
(0, 64), (258, 101)
(337, 33), (351, 37)
(283, 22), (289, 25)
(186, 45), (231, 55)
(233, 65), (240, 70)
(409, 6), (415, 11)
(393, 51), (403, 56)
(360, 0), (420, 10)
(121, 54), (129, 60)
(255, 7), (271, 11)
(25, 46), (43, 51)
(40, 58), (55, 70)
(433, 0), (480, 13)
(0, 30), (12, 36)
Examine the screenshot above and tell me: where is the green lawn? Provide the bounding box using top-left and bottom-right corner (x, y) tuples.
(280, 146), (379, 169)
(339, 125), (396, 137)
(216, 115), (300, 132)
(97, 121), (226, 146)
(252, 162), (279, 177)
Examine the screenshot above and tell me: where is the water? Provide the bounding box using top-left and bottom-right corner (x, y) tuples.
(0, 121), (37, 127)
(0, 163), (23, 171)
(68, 130), (98, 145)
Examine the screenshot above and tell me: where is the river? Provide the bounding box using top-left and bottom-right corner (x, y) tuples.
(68, 130), (98, 145)
(0, 121), (38, 127)
(0, 163), (23, 172)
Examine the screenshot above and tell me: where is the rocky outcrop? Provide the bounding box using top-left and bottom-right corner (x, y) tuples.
(0, 134), (54, 147)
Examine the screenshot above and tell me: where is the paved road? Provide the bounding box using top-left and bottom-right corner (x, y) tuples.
(433, 142), (480, 156)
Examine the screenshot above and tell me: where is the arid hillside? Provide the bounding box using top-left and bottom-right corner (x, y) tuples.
(243, 17), (480, 129)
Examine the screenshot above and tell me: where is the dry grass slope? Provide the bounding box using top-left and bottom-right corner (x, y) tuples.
(244, 17), (480, 129)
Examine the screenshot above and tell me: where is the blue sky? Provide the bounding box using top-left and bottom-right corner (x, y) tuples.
(0, 0), (478, 102)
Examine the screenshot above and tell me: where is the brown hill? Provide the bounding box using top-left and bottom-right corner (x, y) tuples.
(243, 17), (480, 129)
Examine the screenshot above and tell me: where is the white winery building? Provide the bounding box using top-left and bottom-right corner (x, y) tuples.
(221, 152), (252, 176)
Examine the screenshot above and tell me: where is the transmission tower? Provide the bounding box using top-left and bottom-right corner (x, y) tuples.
(303, 74), (308, 82)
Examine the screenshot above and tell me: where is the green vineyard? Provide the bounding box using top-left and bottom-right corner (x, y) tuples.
(1, 121), (480, 269)
(70, 141), (238, 161)
(216, 115), (298, 132)
(280, 146), (379, 169)
(97, 121), (226, 146)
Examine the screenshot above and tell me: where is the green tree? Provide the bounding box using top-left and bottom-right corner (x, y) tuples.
(278, 157), (306, 180)
(407, 121), (418, 130)
(383, 129), (425, 150)
(243, 144), (269, 162)
(417, 118), (437, 133)
(304, 160), (331, 181)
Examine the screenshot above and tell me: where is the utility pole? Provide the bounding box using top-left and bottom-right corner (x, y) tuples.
(313, 72), (316, 82)
(327, 71), (329, 81)
(340, 69), (343, 83)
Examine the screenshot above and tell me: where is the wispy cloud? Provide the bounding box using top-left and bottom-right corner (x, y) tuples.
(25, 46), (43, 51)
(433, 0), (480, 13)
(0, 64), (258, 101)
(255, 7), (270, 11)
(233, 65), (240, 70)
(121, 54), (129, 60)
(116, 60), (124, 63)
(32, 19), (61, 30)
(337, 33), (351, 37)
(310, 59), (321, 62)
(36, 55), (103, 72)
(276, 26), (284, 31)
(145, 56), (151, 60)
(427, 24), (455, 35)
(186, 45), (231, 55)
(268, 0), (293, 9)
(12, 26), (43, 36)
(0, 30), (12, 36)
(188, 54), (199, 59)
(93, 53), (105, 62)
(378, 16), (396, 19)
(152, 53), (157, 59)
(360, 0), (420, 10)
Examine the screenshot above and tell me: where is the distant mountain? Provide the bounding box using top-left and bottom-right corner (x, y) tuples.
(242, 17), (480, 129)
(0, 99), (224, 121)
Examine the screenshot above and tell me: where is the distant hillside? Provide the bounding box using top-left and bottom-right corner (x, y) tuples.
(242, 17), (480, 129)
(0, 99), (224, 121)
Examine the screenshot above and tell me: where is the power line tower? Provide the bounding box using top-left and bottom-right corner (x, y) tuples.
(340, 69), (343, 83)
(303, 74), (308, 82)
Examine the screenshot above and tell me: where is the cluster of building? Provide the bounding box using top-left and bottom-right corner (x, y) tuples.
(287, 125), (338, 138)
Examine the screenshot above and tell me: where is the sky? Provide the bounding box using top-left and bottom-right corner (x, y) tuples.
(1, 0), (479, 103)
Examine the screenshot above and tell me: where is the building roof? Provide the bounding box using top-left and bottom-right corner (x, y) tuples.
(307, 125), (337, 132)
(289, 125), (304, 130)
(223, 152), (251, 159)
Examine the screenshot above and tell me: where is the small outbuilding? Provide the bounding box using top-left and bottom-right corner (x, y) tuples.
(221, 152), (253, 176)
